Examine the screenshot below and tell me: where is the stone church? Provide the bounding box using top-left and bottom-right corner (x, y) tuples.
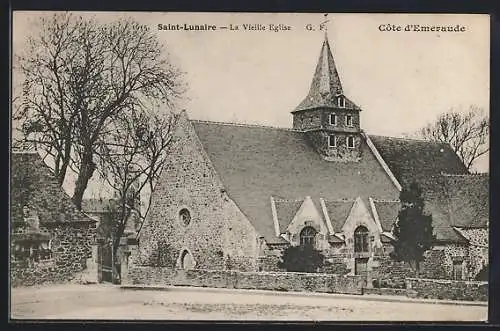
(137, 34), (488, 281)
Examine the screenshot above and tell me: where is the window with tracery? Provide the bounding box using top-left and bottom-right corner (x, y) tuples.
(300, 226), (317, 248)
(354, 226), (369, 253)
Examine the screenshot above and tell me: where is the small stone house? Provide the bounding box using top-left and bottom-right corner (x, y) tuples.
(137, 35), (488, 281)
(10, 151), (97, 286)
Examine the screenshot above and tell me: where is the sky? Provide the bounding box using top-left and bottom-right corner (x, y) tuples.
(11, 12), (490, 198)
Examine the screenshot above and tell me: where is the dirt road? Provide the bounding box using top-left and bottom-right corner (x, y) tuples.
(10, 284), (488, 321)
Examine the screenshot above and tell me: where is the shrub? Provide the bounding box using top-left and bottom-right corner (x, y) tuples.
(278, 245), (325, 273)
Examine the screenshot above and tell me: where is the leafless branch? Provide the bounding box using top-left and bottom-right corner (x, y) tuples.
(416, 105), (489, 171)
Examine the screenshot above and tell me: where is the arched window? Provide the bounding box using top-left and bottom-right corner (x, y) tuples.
(179, 208), (191, 226)
(354, 226), (369, 253)
(300, 226), (317, 248)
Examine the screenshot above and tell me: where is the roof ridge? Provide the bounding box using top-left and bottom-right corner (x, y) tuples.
(368, 134), (445, 144)
(190, 119), (303, 132)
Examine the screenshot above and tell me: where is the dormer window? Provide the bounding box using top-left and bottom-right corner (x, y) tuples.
(345, 115), (353, 127)
(347, 136), (355, 149)
(328, 135), (337, 148)
(337, 96), (345, 108)
(329, 113), (337, 126)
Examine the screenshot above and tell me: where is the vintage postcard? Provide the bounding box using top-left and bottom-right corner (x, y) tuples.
(10, 12), (489, 321)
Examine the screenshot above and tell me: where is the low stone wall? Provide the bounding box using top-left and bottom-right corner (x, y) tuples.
(406, 278), (488, 302)
(127, 267), (364, 295)
(363, 287), (407, 296)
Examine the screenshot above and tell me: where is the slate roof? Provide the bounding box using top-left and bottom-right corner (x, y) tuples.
(191, 121), (399, 243)
(11, 152), (96, 224)
(416, 175), (469, 243)
(368, 136), (487, 241)
(444, 174), (488, 228)
(274, 198), (303, 233)
(373, 200), (399, 232)
(294, 36), (361, 113)
(323, 199), (355, 232)
(368, 135), (469, 187)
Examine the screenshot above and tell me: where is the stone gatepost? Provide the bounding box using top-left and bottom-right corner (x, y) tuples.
(120, 250), (132, 285)
(366, 270), (374, 289)
(118, 235), (139, 285)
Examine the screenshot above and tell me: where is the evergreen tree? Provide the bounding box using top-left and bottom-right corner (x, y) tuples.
(390, 182), (435, 276)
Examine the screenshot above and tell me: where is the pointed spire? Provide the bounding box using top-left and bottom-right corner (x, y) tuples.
(293, 33), (348, 112)
(316, 34), (343, 96)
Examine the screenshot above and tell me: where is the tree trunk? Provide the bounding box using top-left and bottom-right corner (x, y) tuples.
(72, 150), (96, 210)
(415, 260), (420, 278)
(57, 138), (73, 186)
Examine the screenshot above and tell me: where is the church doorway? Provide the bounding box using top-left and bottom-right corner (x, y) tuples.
(180, 249), (195, 270)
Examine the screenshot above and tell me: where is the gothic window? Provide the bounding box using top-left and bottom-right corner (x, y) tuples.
(345, 114), (353, 127)
(179, 208), (191, 226)
(300, 226), (317, 248)
(347, 136), (355, 148)
(328, 135), (337, 148)
(337, 96), (345, 108)
(354, 226), (369, 253)
(329, 113), (337, 126)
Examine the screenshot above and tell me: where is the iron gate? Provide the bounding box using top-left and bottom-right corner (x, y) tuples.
(97, 240), (114, 283)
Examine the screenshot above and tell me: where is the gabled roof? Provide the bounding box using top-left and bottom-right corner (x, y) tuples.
(11, 152), (96, 224)
(372, 200), (399, 232)
(294, 35), (361, 113)
(273, 198), (303, 233)
(191, 120), (399, 243)
(323, 199), (355, 232)
(368, 135), (487, 237)
(368, 135), (469, 187)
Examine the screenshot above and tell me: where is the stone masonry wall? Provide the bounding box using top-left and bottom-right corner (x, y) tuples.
(292, 108), (362, 162)
(459, 228), (488, 279)
(11, 222), (96, 287)
(223, 199), (259, 271)
(137, 114), (259, 271)
(306, 131), (362, 162)
(406, 278), (488, 302)
(372, 248), (449, 287)
(127, 266), (365, 295)
(293, 109), (360, 132)
(442, 244), (469, 279)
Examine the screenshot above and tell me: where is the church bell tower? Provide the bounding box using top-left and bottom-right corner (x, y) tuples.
(292, 33), (362, 162)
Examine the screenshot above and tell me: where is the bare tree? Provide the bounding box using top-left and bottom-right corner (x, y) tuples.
(96, 104), (176, 257)
(14, 13), (183, 208)
(13, 14), (88, 184)
(416, 106), (489, 171)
